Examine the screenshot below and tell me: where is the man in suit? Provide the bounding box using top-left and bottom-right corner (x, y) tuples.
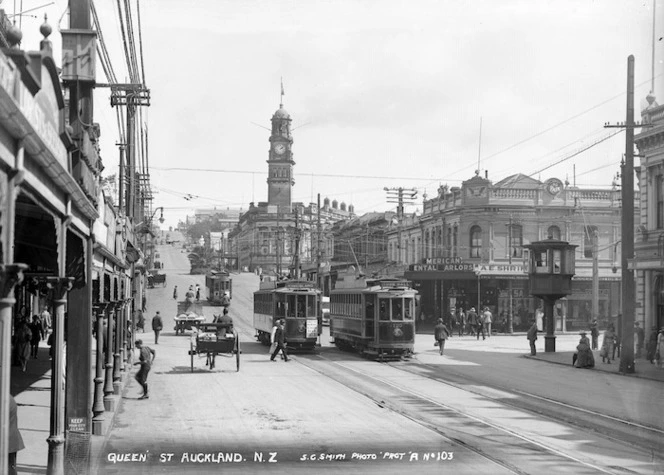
(270, 319), (289, 362)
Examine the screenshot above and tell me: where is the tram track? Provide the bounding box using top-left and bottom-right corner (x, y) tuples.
(391, 356), (664, 456)
(295, 352), (661, 475)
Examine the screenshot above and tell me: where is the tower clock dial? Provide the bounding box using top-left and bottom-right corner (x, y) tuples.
(274, 143), (286, 155)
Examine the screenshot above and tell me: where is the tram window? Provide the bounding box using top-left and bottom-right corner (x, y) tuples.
(404, 298), (413, 320)
(392, 299), (403, 320)
(276, 294), (286, 317)
(296, 295), (306, 317)
(308, 296), (316, 316)
(366, 295), (376, 319)
(379, 300), (388, 320)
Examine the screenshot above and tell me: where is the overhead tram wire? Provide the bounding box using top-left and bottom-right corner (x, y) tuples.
(528, 129), (623, 178)
(445, 73), (664, 179)
(150, 166), (453, 182)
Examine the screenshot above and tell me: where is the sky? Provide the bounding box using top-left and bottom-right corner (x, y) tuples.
(14, 0), (664, 229)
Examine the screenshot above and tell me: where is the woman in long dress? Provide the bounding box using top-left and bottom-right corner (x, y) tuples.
(14, 317), (32, 372)
(574, 332), (595, 368)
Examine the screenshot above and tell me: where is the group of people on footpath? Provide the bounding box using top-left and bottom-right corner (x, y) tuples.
(12, 307), (52, 372)
(446, 306), (494, 339)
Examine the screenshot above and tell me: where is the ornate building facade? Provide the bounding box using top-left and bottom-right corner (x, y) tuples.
(634, 92), (664, 334)
(386, 172), (625, 332)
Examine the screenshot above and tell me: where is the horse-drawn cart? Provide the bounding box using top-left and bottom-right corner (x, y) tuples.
(147, 272), (167, 288)
(188, 323), (240, 372)
(174, 302), (205, 335)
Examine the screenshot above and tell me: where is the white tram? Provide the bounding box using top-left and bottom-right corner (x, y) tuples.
(330, 271), (417, 360)
(253, 279), (322, 351)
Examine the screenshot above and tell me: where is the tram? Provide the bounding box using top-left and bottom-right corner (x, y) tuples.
(253, 278), (322, 351)
(205, 270), (233, 305)
(330, 270), (417, 360)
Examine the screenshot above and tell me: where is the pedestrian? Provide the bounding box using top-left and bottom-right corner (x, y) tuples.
(483, 307), (493, 337)
(195, 285), (201, 302)
(136, 310), (145, 333)
(172, 285), (178, 300)
(40, 307), (52, 335)
(459, 308), (467, 336)
(221, 292), (231, 308)
(527, 320), (538, 356)
(133, 340), (155, 399)
(657, 327), (664, 368)
(477, 309), (486, 340)
(634, 322), (645, 359)
(601, 324), (616, 364)
(467, 307), (478, 337)
(434, 318), (451, 355)
(14, 317), (32, 372)
(590, 319), (599, 350)
(151, 311), (163, 345)
(270, 319), (289, 362)
(28, 315), (44, 359)
(8, 394), (24, 475)
(646, 326), (658, 363)
(613, 325), (621, 360)
(574, 331), (595, 368)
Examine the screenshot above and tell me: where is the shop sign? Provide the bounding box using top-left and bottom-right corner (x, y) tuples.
(475, 264), (526, 276)
(423, 257), (462, 265)
(410, 262), (475, 272)
(16, 67), (67, 168)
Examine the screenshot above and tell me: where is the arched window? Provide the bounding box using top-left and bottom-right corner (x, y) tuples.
(470, 225), (482, 258)
(509, 224), (523, 258)
(547, 225), (561, 240)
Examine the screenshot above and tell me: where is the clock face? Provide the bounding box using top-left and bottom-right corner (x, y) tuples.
(274, 143), (286, 155)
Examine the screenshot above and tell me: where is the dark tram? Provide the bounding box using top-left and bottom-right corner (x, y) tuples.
(330, 270), (417, 360)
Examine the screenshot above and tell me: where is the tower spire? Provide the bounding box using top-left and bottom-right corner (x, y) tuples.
(280, 77), (285, 108)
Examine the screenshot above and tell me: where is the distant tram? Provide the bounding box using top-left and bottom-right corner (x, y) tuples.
(253, 279), (322, 351)
(330, 270), (417, 360)
(205, 270), (232, 305)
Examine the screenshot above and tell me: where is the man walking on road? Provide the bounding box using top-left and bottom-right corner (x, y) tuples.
(467, 307), (478, 337)
(134, 340), (156, 399)
(527, 320), (538, 356)
(434, 318), (451, 355)
(270, 319), (289, 362)
(152, 311), (163, 345)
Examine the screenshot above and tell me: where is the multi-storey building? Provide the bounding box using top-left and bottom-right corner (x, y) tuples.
(634, 92), (664, 333)
(387, 172), (625, 332)
(229, 100), (353, 275)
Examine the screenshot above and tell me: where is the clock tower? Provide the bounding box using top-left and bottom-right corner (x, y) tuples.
(267, 100), (294, 209)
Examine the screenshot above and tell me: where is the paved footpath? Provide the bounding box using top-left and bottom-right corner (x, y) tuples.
(10, 331), (663, 473)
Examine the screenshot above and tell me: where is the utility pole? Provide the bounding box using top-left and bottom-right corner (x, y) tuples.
(317, 194), (322, 289)
(385, 187), (417, 263)
(592, 228), (599, 327)
(293, 208), (300, 279)
(507, 214), (514, 334)
(605, 55), (643, 374)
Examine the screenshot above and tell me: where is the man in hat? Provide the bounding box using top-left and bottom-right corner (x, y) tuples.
(434, 318), (451, 355)
(151, 311), (163, 345)
(270, 319), (289, 362)
(590, 319), (599, 350)
(467, 307), (478, 337)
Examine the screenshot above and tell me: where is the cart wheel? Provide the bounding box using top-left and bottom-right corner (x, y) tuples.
(236, 339), (240, 372)
(190, 342), (194, 372)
